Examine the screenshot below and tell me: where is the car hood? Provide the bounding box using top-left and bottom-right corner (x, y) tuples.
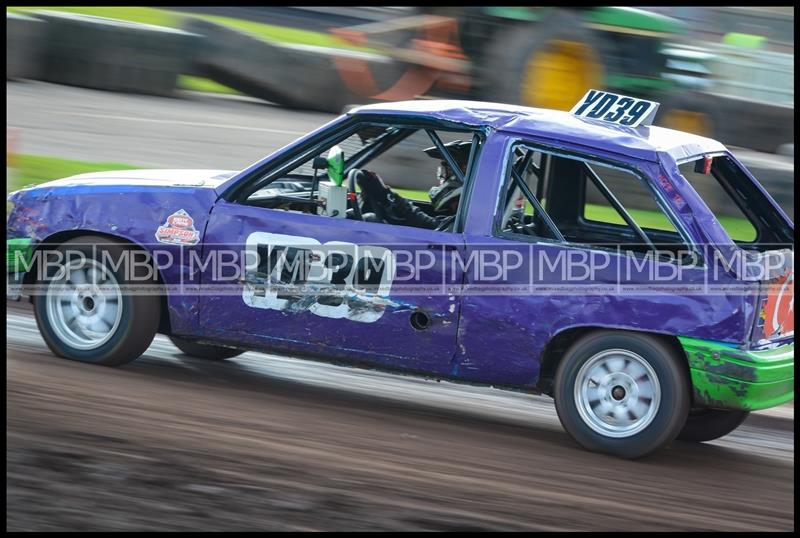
(21, 169), (239, 192)
(7, 169), (240, 246)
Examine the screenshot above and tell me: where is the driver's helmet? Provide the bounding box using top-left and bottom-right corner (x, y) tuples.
(423, 140), (471, 213)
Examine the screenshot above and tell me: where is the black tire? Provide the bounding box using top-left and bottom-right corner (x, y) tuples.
(32, 235), (161, 367)
(677, 409), (750, 443)
(169, 336), (244, 360)
(480, 10), (611, 109)
(554, 331), (690, 459)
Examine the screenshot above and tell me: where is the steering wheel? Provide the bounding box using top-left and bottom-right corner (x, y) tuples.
(346, 168), (364, 221)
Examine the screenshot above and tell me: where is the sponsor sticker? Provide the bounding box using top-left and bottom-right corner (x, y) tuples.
(763, 271), (794, 339)
(155, 209), (200, 246)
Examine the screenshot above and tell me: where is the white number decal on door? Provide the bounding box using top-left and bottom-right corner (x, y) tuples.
(242, 232), (396, 323)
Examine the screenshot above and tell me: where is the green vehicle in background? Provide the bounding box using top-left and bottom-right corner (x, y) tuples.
(457, 8), (683, 104)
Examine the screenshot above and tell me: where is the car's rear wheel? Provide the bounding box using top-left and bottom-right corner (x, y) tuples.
(677, 409), (750, 443)
(33, 235), (160, 366)
(554, 331), (690, 459)
(169, 336), (244, 360)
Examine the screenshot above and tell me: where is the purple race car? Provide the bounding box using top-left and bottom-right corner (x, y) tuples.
(7, 92), (794, 458)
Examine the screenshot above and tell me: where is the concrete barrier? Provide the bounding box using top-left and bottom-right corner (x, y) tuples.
(33, 11), (202, 97)
(7, 13), (45, 81)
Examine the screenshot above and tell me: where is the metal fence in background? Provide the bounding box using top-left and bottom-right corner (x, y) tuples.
(645, 6), (794, 53)
(708, 45), (794, 105)
(665, 42), (794, 107)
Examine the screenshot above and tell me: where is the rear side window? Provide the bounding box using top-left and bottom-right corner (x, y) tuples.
(497, 142), (690, 259)
(583, 166), (679, 234)
(678, 159), (759, 242)
(676, 156), (793, 249)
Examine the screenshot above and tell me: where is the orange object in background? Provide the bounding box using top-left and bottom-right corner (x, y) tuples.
(331, 15), (470, 102)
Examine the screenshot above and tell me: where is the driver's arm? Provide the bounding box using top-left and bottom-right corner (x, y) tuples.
(359, 170), (441, 230)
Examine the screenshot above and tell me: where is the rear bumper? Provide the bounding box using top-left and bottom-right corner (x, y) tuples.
(679, 336), (794, 411)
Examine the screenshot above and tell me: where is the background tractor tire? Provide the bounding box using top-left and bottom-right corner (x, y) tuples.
(481, 10), (609, 110)
(658, 90), (721, 139)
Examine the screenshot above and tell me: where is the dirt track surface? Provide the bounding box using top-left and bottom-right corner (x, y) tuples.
(6, 301), (795, 531)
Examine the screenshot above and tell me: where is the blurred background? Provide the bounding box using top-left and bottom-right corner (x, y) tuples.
(5, 7), (795, 532)
(6, 6), (795, 218)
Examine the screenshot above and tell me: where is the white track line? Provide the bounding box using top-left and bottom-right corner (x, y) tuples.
(54, 111), (306, 136)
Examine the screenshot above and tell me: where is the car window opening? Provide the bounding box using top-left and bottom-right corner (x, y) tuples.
(241, 122), (481, 234)
(498, 143), (692, 261)
(677, 155), (793, 251)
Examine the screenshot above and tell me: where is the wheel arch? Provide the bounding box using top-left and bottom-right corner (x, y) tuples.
(22, 229), (173, 335)
(536, 326), (690, 396)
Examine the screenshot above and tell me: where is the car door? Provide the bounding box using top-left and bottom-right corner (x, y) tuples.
(453, 137), (711, 388)
(198, 202), (464, 374)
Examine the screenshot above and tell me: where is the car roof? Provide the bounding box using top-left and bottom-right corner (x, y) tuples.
(348, 100), (726, 163)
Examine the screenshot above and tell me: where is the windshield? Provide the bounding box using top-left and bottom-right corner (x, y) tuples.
(677, 154), (793, 253)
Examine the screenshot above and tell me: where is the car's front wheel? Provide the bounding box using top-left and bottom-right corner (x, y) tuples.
(33, 235), (161, 366)
(554, 331), (690, 459)
(169, 336), (244, 360)
(677, 409), (750, 443)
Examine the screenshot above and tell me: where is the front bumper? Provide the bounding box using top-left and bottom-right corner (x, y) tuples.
(679, 336), (794, 411)
(7, 237), (34, 300)
(7, 237), (34, 273)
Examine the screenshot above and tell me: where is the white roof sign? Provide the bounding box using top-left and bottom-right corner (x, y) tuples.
(571, 89), (660, 128)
